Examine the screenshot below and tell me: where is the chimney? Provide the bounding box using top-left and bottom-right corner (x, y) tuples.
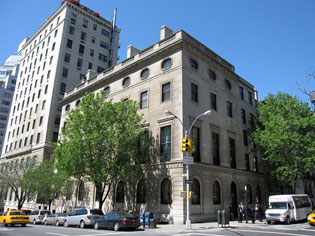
(160, 25), (173, 40)
(127, 45), (140, 58)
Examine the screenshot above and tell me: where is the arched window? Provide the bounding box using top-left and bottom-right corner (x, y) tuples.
(213, 181), (221, 204)
(161, 178), (172, 204)
(192, 178), (200, 205)
(245, 184), (252, 204)
(65, 104), (70, 112)
(75, 100), (81, 107)
(255, 185), (261, 203)
(116, 181), (124, 203)
(78, 182), (84, 201)
(136, 180), (146, 204)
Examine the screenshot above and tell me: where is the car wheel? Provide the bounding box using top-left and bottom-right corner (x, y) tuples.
(114, 222), (120, 231)
(22, 224), (26, 227)
(55, 220), (60, 227)
(94, 222), (99, 230)
(44, 220), (48, 226)
(33, 219), (36, 225)
(80, 220), (85, 229)
(64, 220), (69, 227)
(285, 216), (291, 224)
(267, 221), (271, 224)
(3, 220), (7, 227)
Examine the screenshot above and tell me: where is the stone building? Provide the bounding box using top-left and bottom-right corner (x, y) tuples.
(0, 0), (120, 211)
(58, 26), (266, 223)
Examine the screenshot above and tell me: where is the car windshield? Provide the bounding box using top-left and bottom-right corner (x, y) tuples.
(117, 212), (135, 218)
(269, 202), (287, 209)
(40, 211), (51, 215)
(10, 212), (24, 215)
(90, 209), (104, 215)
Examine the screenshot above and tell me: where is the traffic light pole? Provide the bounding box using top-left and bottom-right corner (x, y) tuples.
(184, 131), (192, 230)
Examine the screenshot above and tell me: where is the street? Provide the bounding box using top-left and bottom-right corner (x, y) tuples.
(1, 222), (315, 236)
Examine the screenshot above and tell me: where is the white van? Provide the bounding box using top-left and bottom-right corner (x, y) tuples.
(265, 194), (312, 224)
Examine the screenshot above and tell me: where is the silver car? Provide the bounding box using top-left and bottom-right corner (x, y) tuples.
(28, 210), (51, 224)
(64, 208), (104, 228)
(43, 213), (67, 226)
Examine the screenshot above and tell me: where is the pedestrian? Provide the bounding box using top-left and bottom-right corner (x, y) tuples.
(244, 204), (248, 223)
(237, 202), (243, 223)
(255, 203), (263, 222)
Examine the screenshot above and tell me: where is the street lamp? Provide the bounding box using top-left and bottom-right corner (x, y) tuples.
(165, 109), (211, 229)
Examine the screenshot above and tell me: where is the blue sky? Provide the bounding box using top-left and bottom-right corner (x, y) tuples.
(1, 0), (314, 104)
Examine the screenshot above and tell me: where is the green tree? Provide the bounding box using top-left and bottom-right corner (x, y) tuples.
(52, 91), (146, 210)
(0, 158), (37, 210)
(21, 157), (69, 211)
(252, 92), (315, 192)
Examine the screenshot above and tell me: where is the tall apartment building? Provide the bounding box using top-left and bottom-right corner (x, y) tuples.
(58, 26), (266, 223)
(0, 0), (120, 210)
(0, 55), (21, 155)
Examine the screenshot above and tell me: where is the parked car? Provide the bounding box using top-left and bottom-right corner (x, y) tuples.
(64, 208), (104, 228)
(308, 210), (315, 226)
(94, 211), (140, 231)
(28, 210), (51, 224)
(0, 210), (29, 227)
(43, 213), (67, 226)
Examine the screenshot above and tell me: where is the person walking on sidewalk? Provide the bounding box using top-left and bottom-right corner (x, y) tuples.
(237, 202), (244, 223)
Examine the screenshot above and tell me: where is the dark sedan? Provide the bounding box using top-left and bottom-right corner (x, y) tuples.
(94, 211), (140, 231)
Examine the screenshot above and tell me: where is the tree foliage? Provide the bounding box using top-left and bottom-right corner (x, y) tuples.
(252, 92), (315, 192)
(0, 158), (37, 209)
(52, 91), (146, 210)
(22, 157), (69, 210)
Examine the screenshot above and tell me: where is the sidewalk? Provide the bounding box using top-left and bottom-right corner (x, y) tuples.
(143, 220), (266, 233)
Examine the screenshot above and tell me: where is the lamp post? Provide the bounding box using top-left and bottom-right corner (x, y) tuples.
(165, 109), (211, 229)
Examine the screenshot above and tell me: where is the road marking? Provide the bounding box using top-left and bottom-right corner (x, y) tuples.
(46, 233), (68, 236)
(174, 233), (224, 236)
(238, 229), (315, 236)
(301, 229), (315, 232)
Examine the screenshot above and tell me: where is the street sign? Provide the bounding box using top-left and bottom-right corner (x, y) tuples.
(185, 179), (193, 184)
(183, 156), (194, 165)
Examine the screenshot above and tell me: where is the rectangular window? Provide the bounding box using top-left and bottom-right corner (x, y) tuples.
(98, 53), (107, 62)
(162, 82), (170, 102)
(97, 66), (105, 73)
(47, 70), (50, 79)
(239, 86), (244, 100)
(60, 82), (66, 95)
(77, 58), (83, 69)
(91, 36), (96, 44)
(82, 18), (88, 28)
(100, 41), (109, 49)
(250, 113), (254, 128)
(227, 101), (233, 117)
(36, 133), (40, 144)
(248, 92), (253, 104)
(243, 130), (248, 146)
(211, 93), (217, 110)
(101, 29), (110, 37)
(69, 25), (75, 35)
(90, 49), (94, 57)
(245, 154), (250, 171)
(66, 39), (73, 49)
(191, 83), (198, 102)
(140, 91), (148, 109)
(30, 135), (33, 144)
(88, 62), (92, 70)
(160, 126), (171, 162)
(49, 56), (53, 64)
(93, 24), (97, 31)
(64, 53), (71, 63)
(192, 127), (200, 162)
(80, 31), (86, 41)
(253, 156), (258, 172)
(212, 132), (220, 165)
(42, 100), (46, 110)
(229, 138), (236, 168)
(32, 119), (36, 129)
(52, 42), (55, 51)
(79, 44), (85, 56)
(241, 109), (246, 124)
(39, 116), (43, 126)
(71, 13), (77, 23)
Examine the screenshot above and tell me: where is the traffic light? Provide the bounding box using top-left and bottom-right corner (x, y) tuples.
(181, 137), (194, 153)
